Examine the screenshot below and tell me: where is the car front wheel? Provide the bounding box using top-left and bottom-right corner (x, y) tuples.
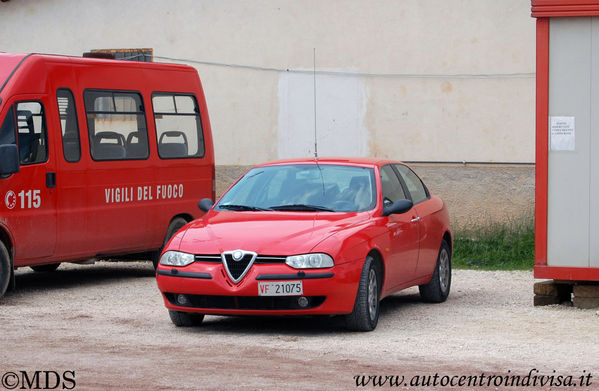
(345, 255), (381, 332)
(168, 310), (205, 327)
(419, 239), (452, 303)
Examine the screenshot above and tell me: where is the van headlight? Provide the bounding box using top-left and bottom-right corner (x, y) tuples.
(160, 251), (194, 267)
(285, 253), (334, 269)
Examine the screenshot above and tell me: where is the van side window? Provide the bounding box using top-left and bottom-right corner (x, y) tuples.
(152, 93), (205, 159)
(57, 89), (81, 162)
(16, 102), (48, 165)
(84, 90), (149, 161)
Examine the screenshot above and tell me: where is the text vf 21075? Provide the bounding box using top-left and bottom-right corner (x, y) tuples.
(0, 53), (215, 298)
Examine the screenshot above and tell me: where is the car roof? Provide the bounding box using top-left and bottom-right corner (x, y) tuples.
(255, 157), (403, 168)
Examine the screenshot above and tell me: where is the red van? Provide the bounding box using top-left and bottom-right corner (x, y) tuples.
(0, 53), (214, 298)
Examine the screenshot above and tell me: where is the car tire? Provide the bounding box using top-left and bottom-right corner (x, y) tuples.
(152, 217), (189, 269)
(0, 241), (11, 298)
(419, 239), (452, 303)
(168, 310), (205, 327)
(345, 255), (381, 332)
(30, 263), (60, 272)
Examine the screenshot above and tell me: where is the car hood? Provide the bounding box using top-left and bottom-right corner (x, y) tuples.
(172, 211), (372, 255)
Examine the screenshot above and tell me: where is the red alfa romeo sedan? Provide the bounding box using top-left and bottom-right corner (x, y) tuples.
(156, 158), (452, 331)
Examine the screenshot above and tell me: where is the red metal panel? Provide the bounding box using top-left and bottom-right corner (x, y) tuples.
(532, 0), (599, 17)
(535, 18), (550, 268)
(535, 265), (599, 280)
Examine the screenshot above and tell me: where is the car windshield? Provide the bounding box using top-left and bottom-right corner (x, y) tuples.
(217, 164), (376, 212)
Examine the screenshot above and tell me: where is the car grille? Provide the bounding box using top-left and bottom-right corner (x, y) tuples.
(194, 255), (287, 264)
(194, 253), (287, 283)
(165, 293), (325, 310)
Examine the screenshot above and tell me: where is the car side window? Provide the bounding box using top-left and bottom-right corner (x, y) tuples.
(380, 165), (407, 206)
(15, 102), (48, 165)
(395, 164), (429, 204)
(57, 88), (81, 162)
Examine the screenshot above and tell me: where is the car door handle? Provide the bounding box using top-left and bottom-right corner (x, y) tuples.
(410, 217), (420, 223)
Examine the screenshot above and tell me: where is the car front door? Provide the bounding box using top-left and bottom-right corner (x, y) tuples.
(380, 165), (420, 290)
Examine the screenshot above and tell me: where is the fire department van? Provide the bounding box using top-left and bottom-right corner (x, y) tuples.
(0, 53), (215, 298)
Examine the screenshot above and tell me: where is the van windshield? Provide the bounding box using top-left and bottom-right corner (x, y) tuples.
(0, 54), (27, 94)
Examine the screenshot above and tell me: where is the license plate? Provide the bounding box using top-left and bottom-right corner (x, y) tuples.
(258, 281), (303, 296)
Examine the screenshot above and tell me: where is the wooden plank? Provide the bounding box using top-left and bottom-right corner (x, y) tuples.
(573, 296), (599, 309)
(573, 284), (599, 297)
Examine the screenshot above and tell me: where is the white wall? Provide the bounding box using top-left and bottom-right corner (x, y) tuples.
(0, 0), (536, 164)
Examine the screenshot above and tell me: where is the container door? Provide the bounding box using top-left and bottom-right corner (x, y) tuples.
(0, 97), (56, 262)
(548, 17), (599, 269)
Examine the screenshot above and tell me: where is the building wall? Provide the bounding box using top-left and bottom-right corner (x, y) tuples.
(0, 0), (536, 224)
(0, 0), (536, 164)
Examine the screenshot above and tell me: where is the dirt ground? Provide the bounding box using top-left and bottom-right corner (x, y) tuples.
(1, 262), (597, 391)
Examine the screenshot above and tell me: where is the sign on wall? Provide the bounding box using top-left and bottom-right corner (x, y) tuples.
(550, 116), (575, 151)
(549, 117), (576, 151)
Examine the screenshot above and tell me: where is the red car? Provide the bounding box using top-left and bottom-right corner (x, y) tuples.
(156, 158), (452, 331)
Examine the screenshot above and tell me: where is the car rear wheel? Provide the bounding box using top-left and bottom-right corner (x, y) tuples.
(30, 263), (60, 272)
(345, 255), (381, 332)
(168, 310), (205, 327)
(0, 242), (11, 298)
(419, 239), (451, 303)
(152, 217), (189, 269)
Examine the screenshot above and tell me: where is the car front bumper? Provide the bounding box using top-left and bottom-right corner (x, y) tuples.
(156, 261), (362, 316)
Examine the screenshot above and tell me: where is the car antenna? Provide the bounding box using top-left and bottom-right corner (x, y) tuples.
(313, 47), (318, 161)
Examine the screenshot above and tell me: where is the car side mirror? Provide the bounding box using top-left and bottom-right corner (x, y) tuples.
(198, 198), (214, 212)
(0, 144), (20, 177)
(382, 199), (413, 217)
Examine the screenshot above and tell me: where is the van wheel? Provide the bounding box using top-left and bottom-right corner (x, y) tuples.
(419, 239), (452, 303)
(168, 310), (204, 327)
(0, 242), (11, 298)
(30, 263), (60, 272)
(345, 255), (381, 332)
(152, 217), (189, 269)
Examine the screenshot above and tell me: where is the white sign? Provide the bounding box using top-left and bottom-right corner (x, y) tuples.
(550, 116), (575, 151)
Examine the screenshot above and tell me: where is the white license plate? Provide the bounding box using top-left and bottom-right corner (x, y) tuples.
(258, 281), (303, 296)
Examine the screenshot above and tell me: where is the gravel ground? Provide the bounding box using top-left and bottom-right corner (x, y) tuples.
(1, 262), (597, 390)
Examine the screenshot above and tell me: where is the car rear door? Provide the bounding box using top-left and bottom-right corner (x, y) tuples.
(394, 164), (438, 275)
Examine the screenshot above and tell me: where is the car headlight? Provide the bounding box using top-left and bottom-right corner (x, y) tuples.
(160, 251), (194, 267)
(285, 253), (334, 269)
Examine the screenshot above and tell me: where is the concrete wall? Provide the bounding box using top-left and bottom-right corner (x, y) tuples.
(216, 164), (535, 228)
(0, 0), (536, 165)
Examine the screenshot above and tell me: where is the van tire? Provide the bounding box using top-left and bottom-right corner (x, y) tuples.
(30, 263), (60, 272)
(152, 217), (189, 269)
(0, 241), (12, 298)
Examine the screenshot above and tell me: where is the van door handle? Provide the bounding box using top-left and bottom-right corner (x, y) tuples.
(46, 172), (56, 188)
(410, 217), (420, 223)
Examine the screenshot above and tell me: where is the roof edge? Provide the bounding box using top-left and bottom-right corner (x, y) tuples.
(532, 0), (599, 17)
